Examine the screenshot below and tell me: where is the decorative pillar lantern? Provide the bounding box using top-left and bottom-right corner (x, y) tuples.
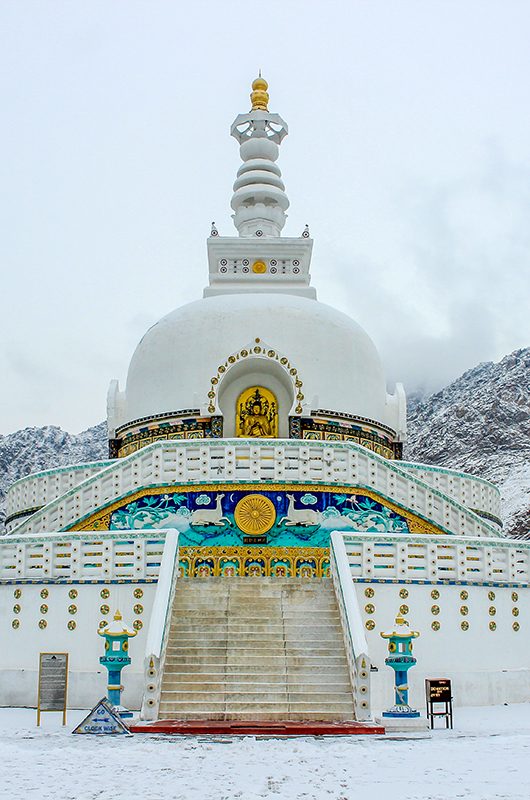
(380, 613), (420, 718)
(98, 610), (137, 718)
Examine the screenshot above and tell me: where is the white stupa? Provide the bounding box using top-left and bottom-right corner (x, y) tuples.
(1, 77), (528, 725)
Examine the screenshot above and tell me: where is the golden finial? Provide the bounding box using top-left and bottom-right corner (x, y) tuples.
(114, 609), (122, 621)
(250, 75), (269, 111)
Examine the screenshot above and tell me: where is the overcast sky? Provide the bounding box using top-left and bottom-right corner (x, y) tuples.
(1, 1), (529, 434)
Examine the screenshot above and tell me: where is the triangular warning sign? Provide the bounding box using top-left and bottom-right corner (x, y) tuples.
(72, 697), (132, 735)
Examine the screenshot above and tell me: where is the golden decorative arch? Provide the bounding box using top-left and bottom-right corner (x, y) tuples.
(236, 386), (278, 438)
(206, 338), (304, 415)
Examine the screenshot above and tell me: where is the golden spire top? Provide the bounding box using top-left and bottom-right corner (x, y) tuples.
(250, 75), (269, 111)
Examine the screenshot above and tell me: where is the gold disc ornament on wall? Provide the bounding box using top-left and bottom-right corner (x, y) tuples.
(234, 494), (276, 536)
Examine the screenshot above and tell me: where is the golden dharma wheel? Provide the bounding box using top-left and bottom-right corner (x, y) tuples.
(234, 494), (276, 535)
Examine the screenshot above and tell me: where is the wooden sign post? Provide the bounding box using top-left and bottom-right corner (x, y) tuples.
(425, 678), (453, 729)
(37, 653), (69, 726)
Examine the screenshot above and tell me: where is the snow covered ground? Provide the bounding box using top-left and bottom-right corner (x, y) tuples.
(1, 705), (529, 800)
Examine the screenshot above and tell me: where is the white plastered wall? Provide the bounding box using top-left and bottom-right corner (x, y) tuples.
(0, 584), (156, 709)
(354, 582), (530, 712)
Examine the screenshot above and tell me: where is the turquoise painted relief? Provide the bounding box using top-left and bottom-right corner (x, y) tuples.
(109, 489), (409, 546)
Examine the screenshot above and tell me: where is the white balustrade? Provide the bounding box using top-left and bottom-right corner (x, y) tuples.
(341, 532), (530, 585)
(0, 530), (171, 582)
(5, 461), (112, 523)
(400, 461), (501, 519)
(141, 530), (180, 720)
(6, 439), (503, 540)
(330, 532), (372, 720)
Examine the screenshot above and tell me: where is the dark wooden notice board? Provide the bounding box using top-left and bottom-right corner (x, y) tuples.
(426, 678), (452, 703)
(37, 652), (69, 725)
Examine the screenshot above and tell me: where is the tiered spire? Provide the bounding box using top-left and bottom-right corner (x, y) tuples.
(230, 76), (289, 237)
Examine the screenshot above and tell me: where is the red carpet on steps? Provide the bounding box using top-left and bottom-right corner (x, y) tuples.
(129, 719), (385, 736)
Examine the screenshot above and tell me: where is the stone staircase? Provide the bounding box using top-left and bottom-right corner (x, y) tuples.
(158, 577), (356, 721)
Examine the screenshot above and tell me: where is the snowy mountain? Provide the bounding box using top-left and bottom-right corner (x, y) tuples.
(0, 423), (107, 527)
(1, 348), (528, 536)
(405, 348), (530, 538)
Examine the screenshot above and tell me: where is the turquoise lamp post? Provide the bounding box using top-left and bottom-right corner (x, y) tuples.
(98, 610), (137, 718)
(380, 613), (420, 718)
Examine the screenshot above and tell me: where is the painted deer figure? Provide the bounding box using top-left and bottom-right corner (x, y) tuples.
(190, 493), (230, 527)
(279, 494), (321, 527)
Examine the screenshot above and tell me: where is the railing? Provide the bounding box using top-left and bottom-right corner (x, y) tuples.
(341, 532), (530, 585)
(141, 530), (179, 720)
(399, 461), (501, 521)
(0, 530), (170, 582)
(5, 460), (113, 522)
(6, 439), (503, 540)
(330, 532), (372, 721)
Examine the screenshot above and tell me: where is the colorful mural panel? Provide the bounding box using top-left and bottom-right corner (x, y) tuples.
(107, 488), (410, 546)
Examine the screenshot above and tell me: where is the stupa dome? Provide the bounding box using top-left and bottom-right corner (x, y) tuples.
(119, 292), (398, 434)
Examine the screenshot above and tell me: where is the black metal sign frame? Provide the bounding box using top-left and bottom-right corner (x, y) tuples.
(425, 678), (453, 729)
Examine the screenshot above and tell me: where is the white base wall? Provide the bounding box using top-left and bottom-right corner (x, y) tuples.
(356, 579), (529, 712)
(0, 582), (156, 711)
(371, 668), (530, 714)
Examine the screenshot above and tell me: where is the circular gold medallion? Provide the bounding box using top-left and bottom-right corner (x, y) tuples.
(399, 604), (409, 615)
(69, 588), (78, 600)
(134, 588), (144, 599)
(399, 588), (409, 599)
(431, 605), (440, 615)
(431, 589), (440, 600)
(13, 589), (22, 599)
(67, 620), (76, 631)
(488, 591), (496, 601)
(234, 494), (276, 536)
(100, 604), (110, 615)
(364, 603), (375, 614)
(512, 592), (518, 603)
(461, 621), (469, 631)
(40, 588), (49, 599)
(12, 619), (20, 629)
(134, 604), (143, 615)
(133, 619), (143, 631)
(252, 260), (267, 274)
(364, 587), (375, 598)
(431, 621), (440, 631)
(513, 621), (520, 632)
(460, 606), (468, 616)
(365, 619), (375, 631)
(489, 621), (496, 631)
(100, 588), (110, 599)
(460, 590), (468, 601)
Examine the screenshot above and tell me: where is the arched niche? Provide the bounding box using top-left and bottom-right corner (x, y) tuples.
(217, 357), (296, 438)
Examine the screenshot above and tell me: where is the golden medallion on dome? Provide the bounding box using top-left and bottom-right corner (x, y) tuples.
(234, 494), (276, 536)
(252, 260), (267, 274)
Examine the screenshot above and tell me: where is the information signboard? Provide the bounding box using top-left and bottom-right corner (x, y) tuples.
(37, 652), (69, 726)
(425, 678), (453, 729)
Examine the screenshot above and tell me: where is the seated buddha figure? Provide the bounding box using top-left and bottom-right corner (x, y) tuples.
(243, 401), (272, 437)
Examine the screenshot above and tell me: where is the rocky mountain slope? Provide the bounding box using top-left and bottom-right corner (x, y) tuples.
(1, 348), (528, 536)
(0, 423), (107, 527)
(405, 348), (530, 538)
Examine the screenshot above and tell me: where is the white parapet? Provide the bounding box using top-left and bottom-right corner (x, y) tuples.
(330, 532), (372, 720)
(6, 439), (502, 539)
